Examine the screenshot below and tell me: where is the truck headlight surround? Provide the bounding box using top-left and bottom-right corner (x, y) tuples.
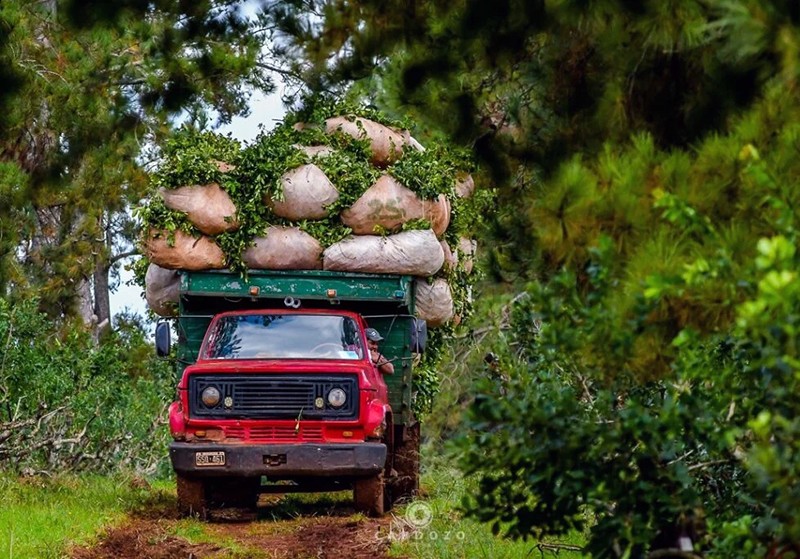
(327, 388), (347, 408)
(201, 386), (221, 407)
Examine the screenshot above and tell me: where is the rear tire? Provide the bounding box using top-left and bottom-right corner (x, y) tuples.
(353, 472), (386, 517)
(390, 422), (420, 503)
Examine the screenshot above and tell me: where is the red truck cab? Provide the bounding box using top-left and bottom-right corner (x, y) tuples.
(156, 269), (424, 519)
(167, 309), (393, 517)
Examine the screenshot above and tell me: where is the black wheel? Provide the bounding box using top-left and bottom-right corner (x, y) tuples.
(353, 472), (386, 517)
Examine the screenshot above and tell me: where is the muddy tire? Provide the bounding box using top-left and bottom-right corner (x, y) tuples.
(176, 475), (209, 519)
(390, 422), (420, 503)
(353, 472), (385, 517)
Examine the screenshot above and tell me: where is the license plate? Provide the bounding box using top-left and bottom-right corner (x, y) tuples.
(195, 451), (225, 466)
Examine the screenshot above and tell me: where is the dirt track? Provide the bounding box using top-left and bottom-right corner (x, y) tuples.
(69, 495), (403, 559)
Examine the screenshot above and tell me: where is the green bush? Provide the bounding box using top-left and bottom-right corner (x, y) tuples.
(455, 186), (800, 556)
(0, 298), (173, 475)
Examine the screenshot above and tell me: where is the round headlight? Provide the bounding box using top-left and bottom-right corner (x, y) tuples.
(201, 386), (221, 407)
(327, 388), (347, 408)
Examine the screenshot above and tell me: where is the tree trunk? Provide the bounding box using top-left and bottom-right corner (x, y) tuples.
(76, 278), (95, 325)
(93, 261), (110, 327)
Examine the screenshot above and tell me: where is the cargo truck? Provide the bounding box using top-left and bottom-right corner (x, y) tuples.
(155, 269), (424, 518)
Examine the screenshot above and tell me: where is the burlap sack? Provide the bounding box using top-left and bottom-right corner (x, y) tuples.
(341, 175), (421, 234)
(325, 116), (406, 167)
(145, 263), (180, 317)
(415, 278), (455, 327)
(294, 144), (335, 159)
(455, 173), (475, 198)
(341, 175), (451, 237)
(243, 226), (323, 270)
(440, 240), (457, 272)
(144, 229), (226, 270)
(323, 229), (444, 276)
(458, 237), (478, 274)
(159, 183), (239, 236)
(271, 164), (339, 220)
(424, 194), (451, 238)
(398, 129), (425, 152)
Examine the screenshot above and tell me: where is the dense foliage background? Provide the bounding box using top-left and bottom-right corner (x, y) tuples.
(0, 0), (275, 325)
(3, 0), (800, 556)
(0, 298), (173, 475)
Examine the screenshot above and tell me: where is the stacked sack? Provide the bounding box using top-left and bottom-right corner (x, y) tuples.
(140, 112), (478, 327)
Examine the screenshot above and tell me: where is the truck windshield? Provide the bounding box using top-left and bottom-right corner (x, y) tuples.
(202, 314), (365, 360)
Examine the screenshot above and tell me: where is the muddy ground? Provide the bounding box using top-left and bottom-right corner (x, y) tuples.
(69, 494), (408, 559)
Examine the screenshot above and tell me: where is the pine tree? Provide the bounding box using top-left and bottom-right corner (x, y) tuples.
(0, 0), (276, 325)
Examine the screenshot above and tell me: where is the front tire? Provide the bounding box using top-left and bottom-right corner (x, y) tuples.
(353, 472), (386, 517)
(177, 474), (209, 519)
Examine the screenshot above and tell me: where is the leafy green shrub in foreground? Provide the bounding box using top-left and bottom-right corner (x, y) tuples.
(456, 205), (800, 556)
(0, 298), (173, 475)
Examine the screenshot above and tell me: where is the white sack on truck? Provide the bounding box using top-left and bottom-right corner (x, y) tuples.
(398, 129), (425, 152)
(294, 144), (335, 159)
(323, 229), (445, 276)
(440, 240), (457, 272)
(145, 229), (226, 270)
(325, 116), (406, 167)
(243, 226), (323, 270)
(270, 164), (339, 220)
(159, 183), (239, 236)
(341, 175), (451, 237)
(455, 172), (475, 198)
(415, 278), (455, 327)
(424, 194), (451, 238)
(145, 263), (180, 317)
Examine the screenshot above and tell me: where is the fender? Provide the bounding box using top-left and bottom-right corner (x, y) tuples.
(168, 401), (186, 440)
(364, 398), (392, 439)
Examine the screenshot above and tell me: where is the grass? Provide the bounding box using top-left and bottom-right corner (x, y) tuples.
(388, 456), (587, 559)
(0, 473), (164, 559)
(0, 456), (588, 558)
(171, 518), (268, 559)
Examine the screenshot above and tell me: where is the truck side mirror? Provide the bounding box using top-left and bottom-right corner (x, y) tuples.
(410, 318), (427, 353)
(155, 321), (171, 357)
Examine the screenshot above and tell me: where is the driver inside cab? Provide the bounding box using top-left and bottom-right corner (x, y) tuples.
(365, 328), (394, 374)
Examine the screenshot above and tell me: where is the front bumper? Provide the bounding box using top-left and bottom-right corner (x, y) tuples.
(170, 442), (386, 478)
